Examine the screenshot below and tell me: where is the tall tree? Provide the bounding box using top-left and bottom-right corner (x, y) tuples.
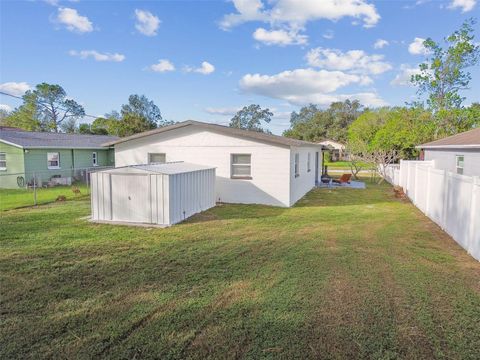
(412, 19), (480, 111)
(229, 104), (273, 133)
(22, 83), (85, 132)
(2, 94), (43, 131)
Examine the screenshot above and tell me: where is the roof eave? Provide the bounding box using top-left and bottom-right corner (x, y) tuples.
(0, 139), (23, 149)
(416, 144), (480, 149)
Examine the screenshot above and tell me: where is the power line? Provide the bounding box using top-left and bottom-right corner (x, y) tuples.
(0, 90), (103, 120)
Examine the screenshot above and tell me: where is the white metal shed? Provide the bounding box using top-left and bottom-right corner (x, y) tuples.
(90, 162), (216, 226)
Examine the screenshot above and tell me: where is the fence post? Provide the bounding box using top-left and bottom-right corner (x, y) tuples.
(468, 177), (479, 257)
(33, 171), (37, 206)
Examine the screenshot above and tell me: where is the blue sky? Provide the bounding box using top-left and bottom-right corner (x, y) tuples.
(1, 0), (479, 134)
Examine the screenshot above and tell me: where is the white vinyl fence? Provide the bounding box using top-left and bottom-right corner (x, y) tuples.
(384, 160), (480, 262)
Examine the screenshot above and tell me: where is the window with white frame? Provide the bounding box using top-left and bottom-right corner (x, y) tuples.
(148, 153), (166, 164)
(456, 155), (464, 175)
(294, 153), (300, 177)
(92, 152), (98, 166)
(231, 154), (251, 178)
(307, 152), (311, 172)
(0, 153), (6, 170)
(47, 152), (60, 169)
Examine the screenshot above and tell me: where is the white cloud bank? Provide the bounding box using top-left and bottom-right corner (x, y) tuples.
(185, 61), (215, 75)
(239, 68), (386, 107)
(149, 59), (175, 73)
(56, 7), (93, 33)
(408, 37), (431, 55)
(0, 82), (32, 96)
(135, 9), (161, 36)
(0, 104), (12, 112)
(205, 107), (241, 116)
(69, 50), (125, 62)
(221, 0), (379, 46)
(448, 0), (476, 12)
(306, 47), (392, 75)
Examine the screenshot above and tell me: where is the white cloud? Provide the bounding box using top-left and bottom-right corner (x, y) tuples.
(253, 28), (308, 46)
(149, 59), (175, 73)
(185, 61), (215, 75)
(408, 37), (430, 55)
(0, 104), (12, 112)
(69, 50), (125, 62)
(220, 0), (379, 47)
(56, 7), (93, 33)
(135, 9), (161, 36)
(0, 82), (32, 96)
(373, 39), (389, 49)
(205, 107), (241, 116)
(306, 47), (392, 75)
(239, 68), (385, 107)
(448, 0), (476, 12)
(390, 64), (422, 86)
(253, 27), (307, 46)
(322, 30), (334, 40)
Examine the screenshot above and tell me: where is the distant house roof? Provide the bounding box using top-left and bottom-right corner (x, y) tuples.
(0, 128), (119, 149)
(417, 128), (480, 149)
(318, 139), (345, 149)
(104, 120), (325, 149)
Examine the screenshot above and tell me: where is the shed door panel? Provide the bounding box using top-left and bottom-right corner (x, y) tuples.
(111, 174), (151, 223)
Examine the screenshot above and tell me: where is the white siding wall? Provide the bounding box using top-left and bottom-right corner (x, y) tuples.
(289, 146), (321, 206)
(424, 149), (480, 176)
(114, 127), (293, 207)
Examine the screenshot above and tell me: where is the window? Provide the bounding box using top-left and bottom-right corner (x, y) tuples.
(148, 153), (166, 164)
(92, 152), (98, 166)
(294, 153), (300, 178)
(0, 153), (6, 170)
(456, 155), (464, 175)
(47, 152), (60, 169)
(307, 152), (311, 172)
(231, 154), (251, 179)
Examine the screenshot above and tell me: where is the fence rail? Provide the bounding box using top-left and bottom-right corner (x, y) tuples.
(0, 166), (114, 209)
(384, 160), (480, 262)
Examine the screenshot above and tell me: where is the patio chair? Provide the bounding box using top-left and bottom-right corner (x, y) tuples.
(332, 173), (352, 185)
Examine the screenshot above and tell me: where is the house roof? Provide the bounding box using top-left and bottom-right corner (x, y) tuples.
(417, 127), (480, 149)
(104, 120), (325, 149)
(0, 128), (119, 149)
(98, 162), (216, 175)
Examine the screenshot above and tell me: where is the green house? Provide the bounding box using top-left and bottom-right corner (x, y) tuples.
(0, 127), (119, 188)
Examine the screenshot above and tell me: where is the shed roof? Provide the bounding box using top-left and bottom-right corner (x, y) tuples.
(99, 162), (216, 175)
(104, 120), (325, 149)
(0, 128), (119, 149)
(417, 127), (480, 149)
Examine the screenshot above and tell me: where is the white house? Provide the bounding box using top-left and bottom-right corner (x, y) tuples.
(318, 139), (348, 161)
(105, 120), (324, 207)
(417, 127), (480, 176)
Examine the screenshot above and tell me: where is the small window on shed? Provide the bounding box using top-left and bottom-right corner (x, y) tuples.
(307, 152), (311, 172)
(0, 153), (6, 170)
(231, 154), (251, 179)
(47, 152), (60, 169)
(148, 153), (166, 164)
(456, 155), (464, 175)
(92, 152), (98, 166)
(294, 153), (300, 178)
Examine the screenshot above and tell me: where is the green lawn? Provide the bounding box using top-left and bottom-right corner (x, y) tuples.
(1, 182), (479, 359)
(325, 160), (371, 170)
(0, 183), (89, 211)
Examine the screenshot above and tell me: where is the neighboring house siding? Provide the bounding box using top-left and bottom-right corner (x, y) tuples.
(71, 149), (114, 168)
(424, 149), (480, 176)
(289, 146), (322, 206)
(114, 126), (293, 207)
(0, 142), (25, 188)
